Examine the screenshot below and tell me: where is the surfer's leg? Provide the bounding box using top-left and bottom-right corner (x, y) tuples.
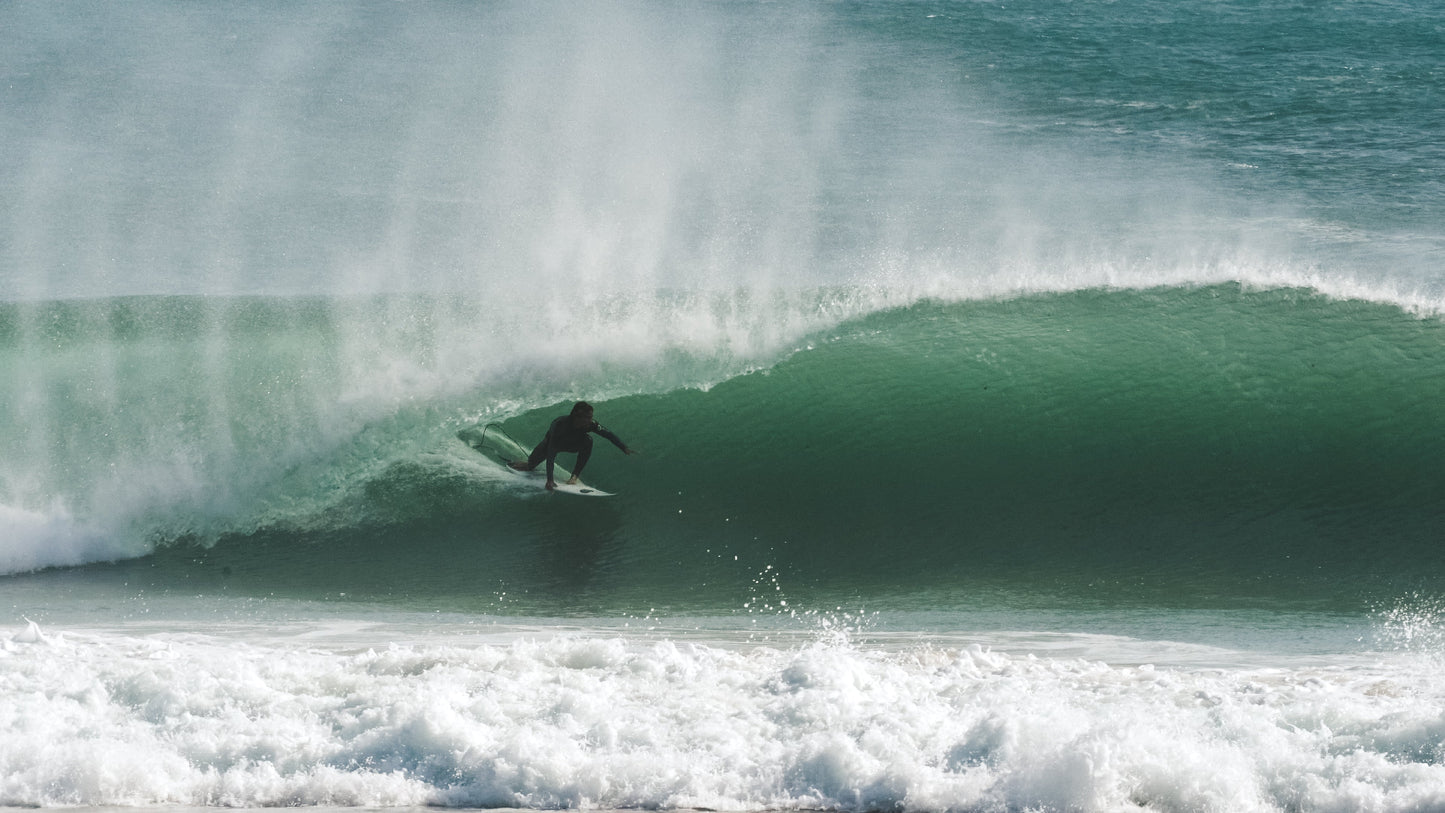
(514, 439), (547, 471)
(571, 435), (594, 477)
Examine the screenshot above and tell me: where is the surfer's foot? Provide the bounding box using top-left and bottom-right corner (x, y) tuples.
(565, 476), (580, 486)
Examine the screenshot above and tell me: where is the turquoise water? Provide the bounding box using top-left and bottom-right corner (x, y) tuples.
(3, 1), (1445, 810)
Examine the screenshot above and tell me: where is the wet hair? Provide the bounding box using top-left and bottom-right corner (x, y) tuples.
(570, 401), (594, 418)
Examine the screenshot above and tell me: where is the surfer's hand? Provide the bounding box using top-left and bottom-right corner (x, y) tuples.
(624, 447), (640, 455)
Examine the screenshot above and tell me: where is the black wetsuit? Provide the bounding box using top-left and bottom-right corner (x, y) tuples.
(526, 416), (627, 482)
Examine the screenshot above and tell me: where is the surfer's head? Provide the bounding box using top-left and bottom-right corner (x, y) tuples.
(570, 401), (595, 427)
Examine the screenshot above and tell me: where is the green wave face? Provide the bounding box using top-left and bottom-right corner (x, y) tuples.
(60, 284), (1440, 615)
(562, 284), (1444, 611)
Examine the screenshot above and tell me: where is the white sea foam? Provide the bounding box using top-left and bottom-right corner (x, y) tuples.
(2, 620), (1444, 811)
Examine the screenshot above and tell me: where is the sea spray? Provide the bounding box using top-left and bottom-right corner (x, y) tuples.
(1372, 593), (1445, 657)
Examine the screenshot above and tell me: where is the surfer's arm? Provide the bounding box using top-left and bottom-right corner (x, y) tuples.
(593, 424), (632, 454)
(543, 434), (559, 485)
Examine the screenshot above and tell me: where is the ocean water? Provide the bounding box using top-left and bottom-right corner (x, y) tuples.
(3, 1), (1444, 810)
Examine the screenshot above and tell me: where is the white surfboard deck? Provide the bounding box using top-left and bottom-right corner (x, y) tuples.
(503, 465), (614, 497)
(458, 423), (615, 497)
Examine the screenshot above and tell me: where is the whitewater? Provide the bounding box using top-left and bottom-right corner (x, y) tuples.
(4, 606), (1445, 812)
(3, 1), (1445, 810)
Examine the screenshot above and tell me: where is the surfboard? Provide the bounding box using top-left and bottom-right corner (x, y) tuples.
(457, 423), (615, 497)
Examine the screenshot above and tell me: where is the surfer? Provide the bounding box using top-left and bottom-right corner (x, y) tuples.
(510, 401), (637, 490)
